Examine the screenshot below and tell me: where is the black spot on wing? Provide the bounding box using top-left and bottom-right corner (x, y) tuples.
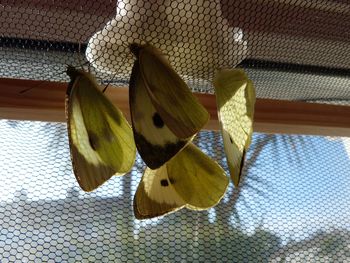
(229, 135), (233, 144)
(152, 113), (164, 128)
(160, 179), (169, 187)
(88, 132), (99, 151)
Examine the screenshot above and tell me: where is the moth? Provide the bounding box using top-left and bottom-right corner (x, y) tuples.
(213, 68), (256, 187)
(66, 66), (136, 192)
(133, 143), (229, 219)
(129, 43), (209, 169)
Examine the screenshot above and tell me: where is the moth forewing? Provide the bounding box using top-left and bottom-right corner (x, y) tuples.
(66, 66), (136, 192)
(67, 87), (114, 191)
(130, 43), (209, 139)
(221, 130), (242, 186)
(213, 68), (256, 187)
(129, 62), (189, 169)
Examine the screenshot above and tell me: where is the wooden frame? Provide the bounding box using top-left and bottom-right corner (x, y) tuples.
(1, 77), (350, 137)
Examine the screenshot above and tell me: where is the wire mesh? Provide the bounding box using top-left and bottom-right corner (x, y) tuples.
(0, 120), (349, 262)
(0, 1), (350, 103)
(1, 1), (350, 261)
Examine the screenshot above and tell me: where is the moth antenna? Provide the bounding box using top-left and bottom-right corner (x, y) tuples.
(19, 70), (66, 94)
(19, 86), (37, 94)
(102, 83), (110, 93)
(102, 47), (130, 93)
(20, 42), (101, 95)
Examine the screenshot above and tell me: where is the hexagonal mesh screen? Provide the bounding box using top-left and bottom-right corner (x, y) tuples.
(0, 119), (350, 262)
(1, 1), (350, 262)
(1, 0), (350, 103)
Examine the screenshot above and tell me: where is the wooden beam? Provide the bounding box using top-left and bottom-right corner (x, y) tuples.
(1, 77), (350, 137)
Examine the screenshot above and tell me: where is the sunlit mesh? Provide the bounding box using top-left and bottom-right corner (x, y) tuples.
(0, 120), (349, 262)
(1, 1), (350, 103)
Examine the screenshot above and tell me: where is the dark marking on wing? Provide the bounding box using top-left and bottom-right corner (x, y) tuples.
(160, 179), (169, 187)
(229, 135), (233, 144)
(88, 132), (99, 151)
(103, 125), (115, 143)
(152, 113), (164, 128)
(133, 132), (188, 169)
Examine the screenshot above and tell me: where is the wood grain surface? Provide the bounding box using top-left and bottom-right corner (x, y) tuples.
(1, 77), (350, 137)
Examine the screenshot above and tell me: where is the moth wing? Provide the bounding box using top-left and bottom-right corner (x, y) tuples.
(134, 165), (186, 219)
(137, 44), (209, 139)
(245, 79), (256, 148)
(129, 62), (189, 169)
(213, 69), (256, 187)
(66, 67), (136, 192)
(167, 143), (229, 209)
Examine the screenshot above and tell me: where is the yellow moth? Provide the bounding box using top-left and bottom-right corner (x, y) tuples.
(213, 68), (256, 187)
(66, 66), (136, 192)
(129, 43), (209, 169)
(134, 143), (229, 219)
